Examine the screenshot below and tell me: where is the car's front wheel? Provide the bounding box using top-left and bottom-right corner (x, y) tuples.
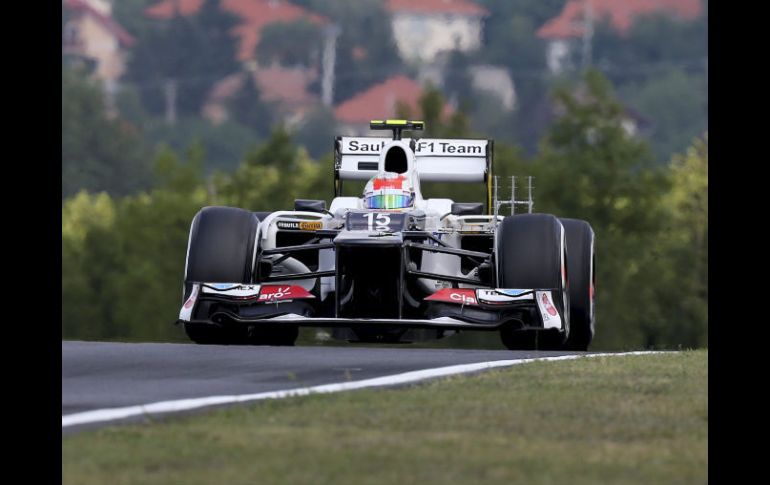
(560, 218), (596, 351)
(182, 206), (299, 345)
(495, 213), (569, 350)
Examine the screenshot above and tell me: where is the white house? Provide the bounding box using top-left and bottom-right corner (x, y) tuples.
(386, 0), (488, 65)
(62, 0), (135, 86)
(470, 65), (516, 111)
(537, 0), (703, 74)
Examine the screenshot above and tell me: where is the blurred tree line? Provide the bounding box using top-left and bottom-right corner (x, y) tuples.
(62, 68), (707, 350)
(451, 0), (707, 162)
(62, 67), (153, 198)
(102, 0), (706, 173)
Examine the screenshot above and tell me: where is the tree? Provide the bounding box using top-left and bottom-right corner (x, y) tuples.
(296, 0), (404, 104)
(213, 126), (326, 212)
(62, 66), (151, 198)
(589, 8), (708, 163)
(106, 145), (209, 340)
(395, 83), (470, 139)
(478, 0), (567, 30)
(62, 191), (118, 339)
(226, 74), (274, 138)
(593, 11), (707, 72)
(395, 84), (528, 211)
(126, 0), (241, 117)
(293, 105), (339, 159)
(475, 1), (564, 156)
(480, 0), (556, 71)
(141, 117), (264, 174)
(443, 50), (474, 109)
(655, 134), (708, 347)
(111, 0), (157, 40)
(256, 19), (323, 67)
(62, 146), (210, 342)
(618, 68), (707, 163)
(533, 69), (671, 349)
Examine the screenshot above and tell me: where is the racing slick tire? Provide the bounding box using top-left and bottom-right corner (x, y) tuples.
(496, 213), (568, 350)
(560, 218), (596, 351)
(183, 206), (264, 345)
(185, 206), (259, 287)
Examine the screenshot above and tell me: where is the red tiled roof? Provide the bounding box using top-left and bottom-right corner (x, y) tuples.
(537, 0), (702, 39)
(386, 0), (488, 16)
(254, 66), (318, 106)
(146, 0), (328, 62)
(207, 67), (317, 106)
(145, 0), (203, 17)
(206, 71), (247, 101)
(64, 0), (136, 46)
(335, 75), (452, 124)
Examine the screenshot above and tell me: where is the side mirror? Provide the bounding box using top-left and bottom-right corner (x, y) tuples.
(451, 203), (484, 216)
(294, 199), (326, 213)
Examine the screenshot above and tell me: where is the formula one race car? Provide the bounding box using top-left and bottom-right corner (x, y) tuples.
(178, 120), (595, 350)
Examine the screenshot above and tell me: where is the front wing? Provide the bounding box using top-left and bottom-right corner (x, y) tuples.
(178, 283), (566, 332)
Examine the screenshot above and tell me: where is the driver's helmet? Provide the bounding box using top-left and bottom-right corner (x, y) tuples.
(363, 172), (414, 210)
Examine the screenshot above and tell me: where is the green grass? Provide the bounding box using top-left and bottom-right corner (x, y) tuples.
(62, 350), (707, 485)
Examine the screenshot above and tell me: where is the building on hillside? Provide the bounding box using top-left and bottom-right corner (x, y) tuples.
(416, 63), (516, 113)
(334, 75), (452, 136)
(537, 0), (703, 74)
(469, 65), (516, 111)
(62, 0), (135, 91)
(146, 0), (328, 65)
(146, 0), (339, 117)
(203, 65), (320, 127)
(385, 0), (488, 65)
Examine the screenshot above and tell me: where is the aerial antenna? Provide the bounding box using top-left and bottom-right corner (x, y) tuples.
(581, 0), (594, 69)
(493, 176), (535, 222)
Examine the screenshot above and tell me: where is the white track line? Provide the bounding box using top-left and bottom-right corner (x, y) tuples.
(62, 351), (668, 428)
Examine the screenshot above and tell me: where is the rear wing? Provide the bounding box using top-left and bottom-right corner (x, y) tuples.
(334, 136), (494, 212)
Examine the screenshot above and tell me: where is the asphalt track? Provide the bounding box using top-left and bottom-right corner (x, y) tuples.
(62, 340), (587, 433)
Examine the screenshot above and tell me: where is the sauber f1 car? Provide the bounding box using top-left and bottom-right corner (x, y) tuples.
(178, 120), (596, 350)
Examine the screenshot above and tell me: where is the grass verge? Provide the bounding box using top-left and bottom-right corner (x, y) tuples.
(62, 350), (707, 485)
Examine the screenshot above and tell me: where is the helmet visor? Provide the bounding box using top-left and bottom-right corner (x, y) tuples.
(365, 194), (412, 209)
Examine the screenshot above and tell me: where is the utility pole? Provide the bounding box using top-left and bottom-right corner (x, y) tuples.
(167, 0), (181, 125)
(103, 78), (117, 119)
(164, 78), (177, 125)
(321, 24), (340, 107)
(581, 0), (594, 70)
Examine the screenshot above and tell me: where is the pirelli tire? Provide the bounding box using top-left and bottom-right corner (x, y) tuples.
(496, 213), (569, 350)
(560, 218), (596, 351)
(183, 206), (260, 345)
